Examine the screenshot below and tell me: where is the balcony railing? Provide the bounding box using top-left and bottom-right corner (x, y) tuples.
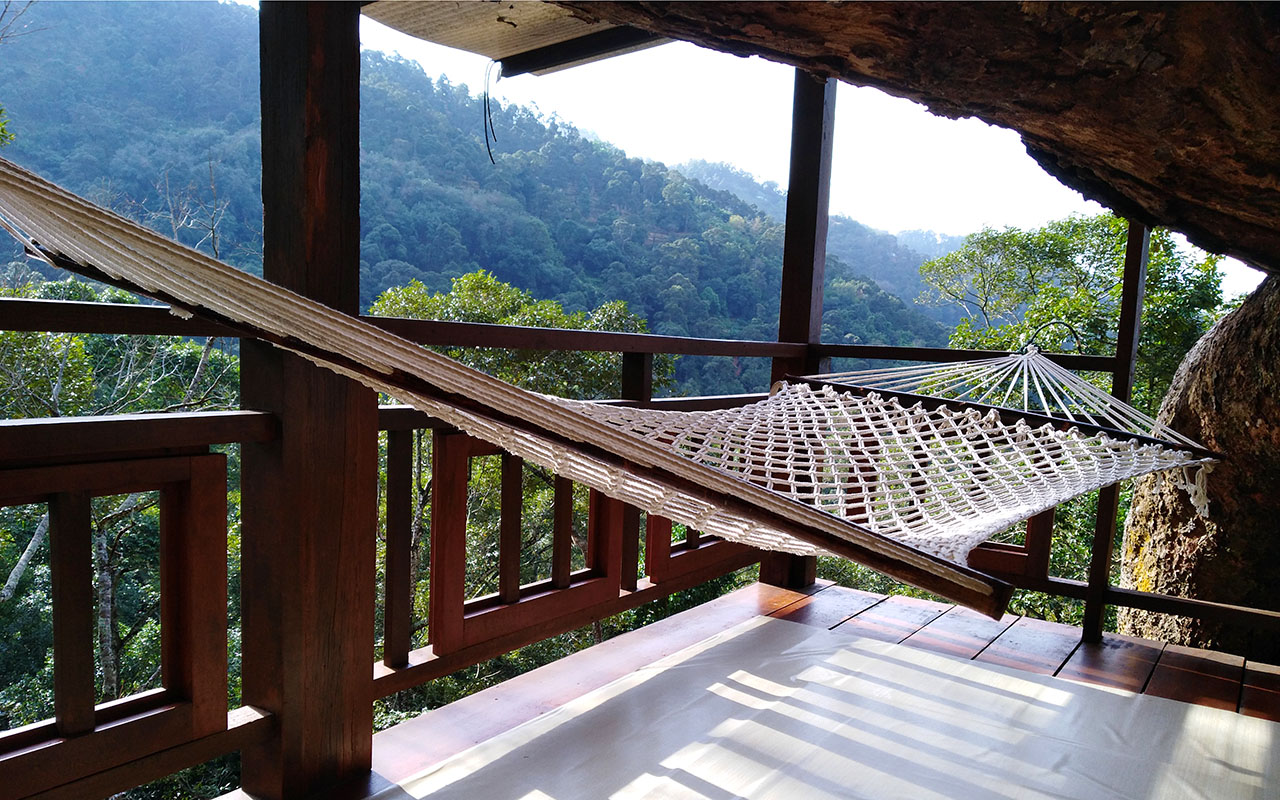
(1, 297), (1277, 799)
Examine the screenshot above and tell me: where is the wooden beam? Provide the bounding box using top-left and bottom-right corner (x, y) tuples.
(773, 69), (836, 382)
(1083, 221), (1149, 642)
(499, 26), (664, 77)
(24, 707), (273, 800)
(765, 69), (836, 590)
(160, 454), (228, 739)
(368, 315), (802, 358)
(0, 297), (235, 336)
(239, 4), (377, 798)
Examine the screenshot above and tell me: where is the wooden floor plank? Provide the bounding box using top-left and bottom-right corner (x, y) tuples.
(1240, 661), (1280, 721)
(770, 585), (884, 629)
(1143, 644), (1244, 710)
(903, 607), (1018, 660)
(1058, 632), (1163, 693)
(370, 582), (810, 783)
(975, 615), (1080, 675)
(830, 595), (949, 643)
(348, 582), (1280, 800)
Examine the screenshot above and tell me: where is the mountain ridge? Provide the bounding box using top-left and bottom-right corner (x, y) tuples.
(0, 1), (951, 394)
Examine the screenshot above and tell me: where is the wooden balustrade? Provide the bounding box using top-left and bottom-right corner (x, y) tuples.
(4, 307), (1278, 798)
(0, 413), (275, 799)
(372, 420), (760, 699)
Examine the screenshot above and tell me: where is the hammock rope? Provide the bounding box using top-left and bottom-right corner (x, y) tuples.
(0, 157), (1216, 615)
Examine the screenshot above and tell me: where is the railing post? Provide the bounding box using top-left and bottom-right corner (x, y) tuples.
(1082, 221), (1150, 642)
(764, 69), (836, 590)
(240, 3), (377, 797)
(383, 430), (413, 668)
(619, 352), (652, 590)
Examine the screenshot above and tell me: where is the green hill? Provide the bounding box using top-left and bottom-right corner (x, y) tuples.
(0, 1), (945, 395)
(680, 159), (967, 325)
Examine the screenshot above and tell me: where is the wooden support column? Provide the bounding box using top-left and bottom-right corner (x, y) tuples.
(1082, 221), (1149, 642)
(763, 69), (836, 590)
(240, 4), (377, 798)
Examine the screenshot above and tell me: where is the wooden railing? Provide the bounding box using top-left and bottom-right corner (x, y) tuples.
(0, 411), (276, 799)
(370, 403), (761, 699)
(3, 298), (1279, 798)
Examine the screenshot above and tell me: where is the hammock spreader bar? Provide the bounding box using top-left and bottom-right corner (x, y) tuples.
(0, 157), (1013, 618)
(796, 376), (1222, 463)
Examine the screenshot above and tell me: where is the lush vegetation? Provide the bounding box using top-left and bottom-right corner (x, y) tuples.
(0, 1), (949, 398)
(683, 159), (967, 326)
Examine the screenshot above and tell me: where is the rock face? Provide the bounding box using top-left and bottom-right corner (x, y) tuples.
(1120, 276), (1280, 659)
(559, 2), (1280, 274)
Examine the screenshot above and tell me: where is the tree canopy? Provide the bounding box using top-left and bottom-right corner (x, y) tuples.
(0, 0), (948, 397)
(919, 213), (1223, 414)
(369, 270), (674, 399)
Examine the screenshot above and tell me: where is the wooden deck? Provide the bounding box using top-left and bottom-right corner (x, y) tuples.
(342, 579), (1280, 799)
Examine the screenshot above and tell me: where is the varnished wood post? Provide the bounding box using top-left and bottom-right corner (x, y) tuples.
(619, 352), (652, 591)
(49, 491), (95, 738)
(383, 430), (413, 668)
(1082, 221), (1149, 642)
(240, 3), (377, 797)
(763, 69), (836, 590)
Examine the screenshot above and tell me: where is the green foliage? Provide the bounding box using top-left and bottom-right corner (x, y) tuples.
(0, 1), (946, 398)
(371, 270), (673, 399)
(920, 214), (1223, 415)
(0, 104), (12, 147)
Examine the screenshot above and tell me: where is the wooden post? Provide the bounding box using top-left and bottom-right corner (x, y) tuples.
(1082, 221), (1149, 642)
(383, 430), (413, 668)
(499, 453), (524, 603)
(49, 491), (95, 738)
(619, 352), (652, 591)
(240, 4), (377, 797)
(763, 69), (836, 590)
(550, 476), (574, 590)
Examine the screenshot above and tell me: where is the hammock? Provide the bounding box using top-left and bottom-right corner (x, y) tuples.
(0, 158), (1212, 617)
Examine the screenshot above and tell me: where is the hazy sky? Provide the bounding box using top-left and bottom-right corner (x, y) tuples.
(359, 17), (1265, 297)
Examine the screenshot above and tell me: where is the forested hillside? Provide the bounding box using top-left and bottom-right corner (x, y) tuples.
(681, 159), (966, 324)
(0, 1), (945, 395)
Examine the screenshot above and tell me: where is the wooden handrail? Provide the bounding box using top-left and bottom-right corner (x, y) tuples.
(0, 410), (277, 468)
(0, 297), (234, 336)
(1, 297), (1111, 369)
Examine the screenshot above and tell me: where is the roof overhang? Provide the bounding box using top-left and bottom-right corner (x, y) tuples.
(362, 1), (666, 76)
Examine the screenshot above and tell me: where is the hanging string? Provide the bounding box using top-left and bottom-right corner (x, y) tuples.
(483, 60), (499, 165)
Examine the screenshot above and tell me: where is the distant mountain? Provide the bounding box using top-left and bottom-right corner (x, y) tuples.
(681, 160), (966, 325)
(0, 1), (946, 395)
(894, 229), (968, 261)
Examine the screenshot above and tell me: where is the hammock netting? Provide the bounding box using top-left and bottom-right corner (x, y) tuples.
(560, 379), (1211, 562)
(0, 157), (1216, 613)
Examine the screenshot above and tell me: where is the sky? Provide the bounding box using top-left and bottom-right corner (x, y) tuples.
(358, 17), (1266, 298)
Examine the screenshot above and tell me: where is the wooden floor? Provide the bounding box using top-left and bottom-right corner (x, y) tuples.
(360, 580), (1280, 798)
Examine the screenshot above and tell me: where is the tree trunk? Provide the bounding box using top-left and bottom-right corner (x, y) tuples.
(1120, 276), (1280, 659)
(94, 524), (119, 700)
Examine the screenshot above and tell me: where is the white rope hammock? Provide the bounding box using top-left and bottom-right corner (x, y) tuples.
(564, 368), (1213, 562)
(0, 157), (1215, 615)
